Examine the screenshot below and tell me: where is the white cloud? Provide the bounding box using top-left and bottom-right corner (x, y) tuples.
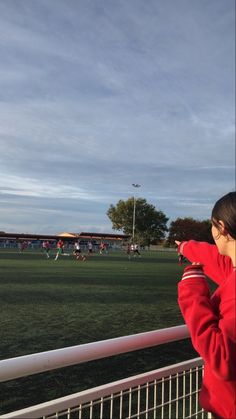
(0, 174), (106, 202)
(0, 0), (234, 233)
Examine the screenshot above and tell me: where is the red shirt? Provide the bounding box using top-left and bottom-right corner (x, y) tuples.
(178, 241), (236, 418)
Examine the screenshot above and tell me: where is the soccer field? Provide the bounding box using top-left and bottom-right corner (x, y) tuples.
(0, 249), (196, 413)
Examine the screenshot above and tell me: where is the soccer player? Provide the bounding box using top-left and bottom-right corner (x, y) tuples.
(73, 241), (86, 261)
(87, 240), (93, 255)
(42, 240), (50, 259)
(126, 243), (131, 260)
(99, 242), (106, 255)
(54, 239), (64, 260)
(19, 241), (28, 253)
(133, 243), (141, 257)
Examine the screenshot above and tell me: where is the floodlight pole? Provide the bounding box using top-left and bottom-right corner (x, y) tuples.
(132, 184), (141, 243)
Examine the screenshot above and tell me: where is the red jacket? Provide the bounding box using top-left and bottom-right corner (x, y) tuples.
(178, 240), (236, 418)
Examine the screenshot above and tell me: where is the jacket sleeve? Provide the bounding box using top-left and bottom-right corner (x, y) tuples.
(178, 240), (232, 285)
(178, 266), (236, 380)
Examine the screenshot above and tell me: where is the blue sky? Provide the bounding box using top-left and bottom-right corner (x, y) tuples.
(0, 0), (235, 234)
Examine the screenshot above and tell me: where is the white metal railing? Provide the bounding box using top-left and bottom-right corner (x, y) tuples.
(0, 325), (206, 419)
(0, 325), (189, 382)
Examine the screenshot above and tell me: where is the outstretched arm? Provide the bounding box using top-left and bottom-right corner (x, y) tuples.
(175, 240), (232, 284)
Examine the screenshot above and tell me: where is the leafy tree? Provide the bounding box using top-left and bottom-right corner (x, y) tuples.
(167, 217), (213, 245)
(107, 197), (168, 245)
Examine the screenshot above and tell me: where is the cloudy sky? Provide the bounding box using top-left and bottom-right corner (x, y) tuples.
(0, 0), (235, 234)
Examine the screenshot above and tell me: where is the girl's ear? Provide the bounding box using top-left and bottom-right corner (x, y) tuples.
(218, 220), (228, 235)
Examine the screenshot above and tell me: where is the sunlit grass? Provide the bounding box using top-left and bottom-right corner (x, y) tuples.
(0, 249), (196, 413)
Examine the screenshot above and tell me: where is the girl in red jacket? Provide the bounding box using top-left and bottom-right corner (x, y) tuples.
(176, 191), (236, 419)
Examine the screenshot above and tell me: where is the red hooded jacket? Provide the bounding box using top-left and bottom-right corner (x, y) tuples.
(178, 240), (236, 418)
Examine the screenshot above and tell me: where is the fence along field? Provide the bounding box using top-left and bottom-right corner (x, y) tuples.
(0, 248), (197, 413)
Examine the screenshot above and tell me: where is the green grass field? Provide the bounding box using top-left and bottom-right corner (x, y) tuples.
(0, 248), (197, 414)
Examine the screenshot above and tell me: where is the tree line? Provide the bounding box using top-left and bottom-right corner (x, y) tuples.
(107, 197), (213, 246)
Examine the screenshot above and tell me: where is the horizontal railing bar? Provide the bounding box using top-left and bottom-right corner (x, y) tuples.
(0, 325), (189, 383)
(1, 357), (203, 419)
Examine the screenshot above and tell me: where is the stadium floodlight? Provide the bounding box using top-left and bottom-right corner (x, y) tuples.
(132, 184), (141, 243)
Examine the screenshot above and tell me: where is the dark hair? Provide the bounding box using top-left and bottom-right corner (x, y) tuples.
(211, 192), (236, 239)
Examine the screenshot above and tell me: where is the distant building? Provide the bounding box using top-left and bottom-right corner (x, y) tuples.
(0, 231), (130, 249)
